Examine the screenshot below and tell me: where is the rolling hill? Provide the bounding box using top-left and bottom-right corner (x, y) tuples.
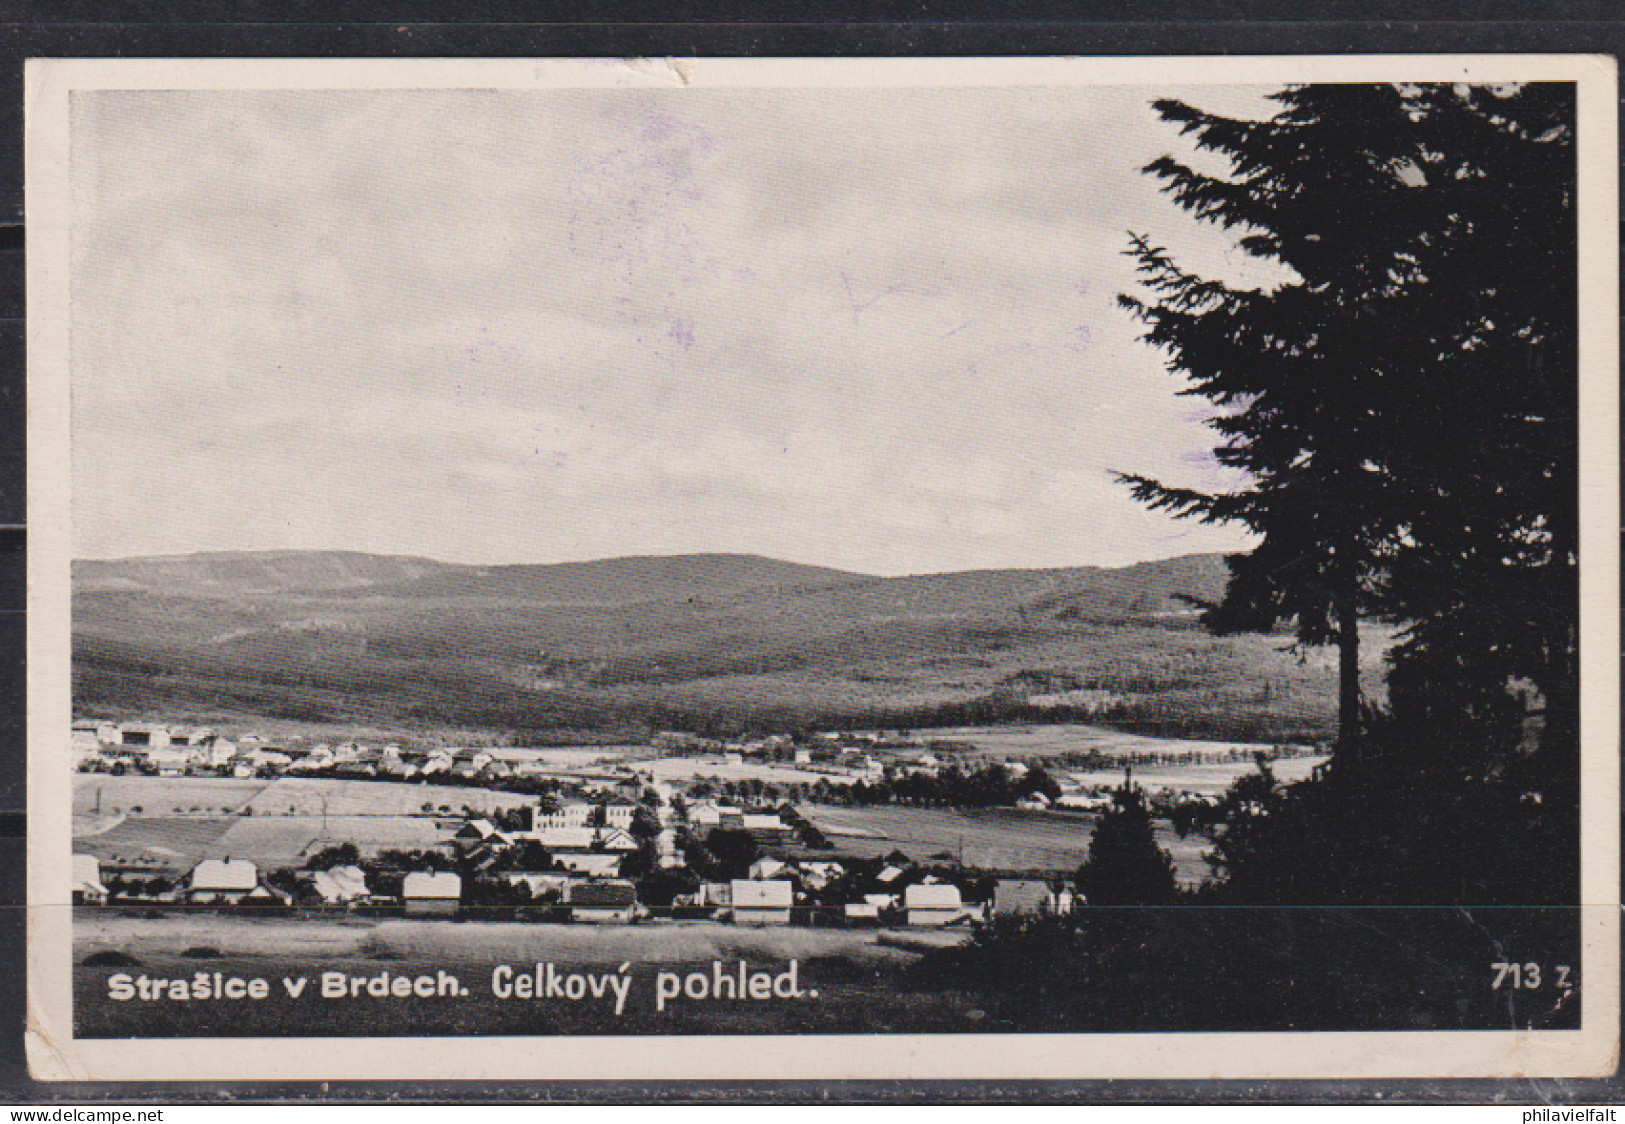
(66, 548), (1358, 744)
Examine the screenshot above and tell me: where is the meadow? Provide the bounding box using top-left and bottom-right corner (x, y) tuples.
(1063, 755), (1327, 798)
(893, 723), (1291, 760)
(796, 804), (1210, 885)
(73, 813), (449, 871)
(70, 775), (528, 871)
(74, 775), (535, 819)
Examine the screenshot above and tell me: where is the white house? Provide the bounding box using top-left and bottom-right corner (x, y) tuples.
(903, 883), (964, 926)
(72, 854), (107, 904)
(843, 901), (880, 923)
(187, 859), (266, 905)
(593, 828), (639, 853)
(730, 879), (793, 926)
(401, 872), (462, 916)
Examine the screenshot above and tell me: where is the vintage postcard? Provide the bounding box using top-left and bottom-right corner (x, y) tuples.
(24, 55), (1619, 1081)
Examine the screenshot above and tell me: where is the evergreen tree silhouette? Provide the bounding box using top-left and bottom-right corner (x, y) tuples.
(1077, 777), (1178, 906)
(1117, 85), (1433, 753)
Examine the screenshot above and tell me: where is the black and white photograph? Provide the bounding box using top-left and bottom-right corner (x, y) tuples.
(24, 55), (1619, 1081)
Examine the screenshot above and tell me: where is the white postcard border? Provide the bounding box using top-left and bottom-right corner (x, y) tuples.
(24, 53), (1620, 1082)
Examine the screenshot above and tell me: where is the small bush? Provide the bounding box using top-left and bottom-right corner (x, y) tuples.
(81, 950), (140, 968)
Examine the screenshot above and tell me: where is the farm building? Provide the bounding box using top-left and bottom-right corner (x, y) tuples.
(566, 881), (637, 923)
(993, 880), (1057, 917)
(187, 859), (276, 905)
(730, 879), (793, 926)
(72, 854), (108, 905)
(308, 865), (370, 904)
(456, 819), (508, 845)
(687, 803), (740, 829)
(402, 871), (462, 916)
(903, 883), (964, 927)
(594, 828), (638, 853)
(701, 882), (732, 908)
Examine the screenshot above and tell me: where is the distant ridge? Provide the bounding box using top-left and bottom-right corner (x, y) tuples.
(70, 548), (1252, 734)
(73, 549), (872, 601)
(73, 550), (462, 594)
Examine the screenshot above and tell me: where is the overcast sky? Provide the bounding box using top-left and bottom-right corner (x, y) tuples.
(70, 82), (1281, 575)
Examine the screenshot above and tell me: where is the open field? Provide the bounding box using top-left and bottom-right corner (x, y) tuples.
(72, 817), (237, 867)
(490, 746), (655, 768)
(1064, 756), (1328, 798)
(73, 813), (449, 870)
(74, 776), (267, 817)
(892, 723), (1297, 760)
(70, 777), (497, 870)
(74, 912), (920, 965)
(796, 804), (1210, 885)
(74, 775), (535, 819)
(641, 757), (856, 787)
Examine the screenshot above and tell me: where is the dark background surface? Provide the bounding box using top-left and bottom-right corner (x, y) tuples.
(0, 0), (1620, 1104)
